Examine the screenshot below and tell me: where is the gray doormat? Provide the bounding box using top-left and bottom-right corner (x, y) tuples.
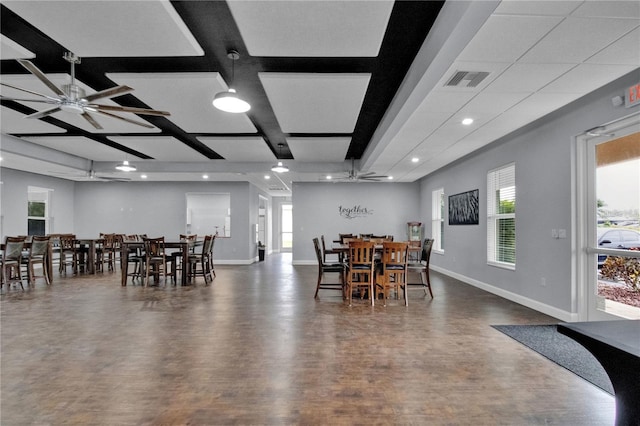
(492, 324), (614, 395)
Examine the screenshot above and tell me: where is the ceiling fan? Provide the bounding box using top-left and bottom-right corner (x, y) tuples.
(329, 158), (389, 182)
(0, 52), (170, 129)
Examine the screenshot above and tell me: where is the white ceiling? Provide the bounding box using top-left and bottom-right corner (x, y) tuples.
(1, 0), (639, 196)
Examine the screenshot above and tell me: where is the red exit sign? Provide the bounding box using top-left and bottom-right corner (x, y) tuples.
(626, 83), (640, 108)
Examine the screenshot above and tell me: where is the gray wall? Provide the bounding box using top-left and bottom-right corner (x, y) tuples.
(0, 173), (269, 263)
(292, 182), (421, 263)
(419, 69), (640, 319)
(0, 168), (76, 238)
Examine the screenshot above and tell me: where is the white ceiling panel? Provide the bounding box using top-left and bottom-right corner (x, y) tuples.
(2, 0), (203, 57)
(197, 137), (276, 162)
(572, 1), (640, 19)
(20, 136), (128, 161)
(540, 64), (638, 94)
(1, 107), (66, 134)
(458, 92), (531, 116)
(587, 27), (640, 65)
(109, 137), (208, 161)
(108, 73), (257, 133)
(228, 0), (393, 57)
(493, 1), (582, 16)
(259, 73), (371, 133)
(0, 35), (34, 60)
(0, 74), (161, 133)
(458, 15), (562, 63)
(484, 63), (576, 93)
(287, 137), (350, 162)
(520, 17), (639, 64)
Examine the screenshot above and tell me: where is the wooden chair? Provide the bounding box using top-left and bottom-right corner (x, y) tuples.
(22, 235), (51, 285)
(58, 234), (79, 274)
(312, 237), (345, 299)
(171, 234), (197, 283)
(188, 235), (214, 285)
(96, 233), (118, 272)
(142, 236), (168, 286)
(124, 234), (145, 282)
(375, 242), (409, 306)
(321, 235), (341, 263)
(339, 233), (354, 244)
(346, 241), (376, 306)
(407, 238), (434, 298)
(1, 237), (26, 289)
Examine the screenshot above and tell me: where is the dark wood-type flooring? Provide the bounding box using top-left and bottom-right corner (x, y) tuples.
(1, 253), (614, 425)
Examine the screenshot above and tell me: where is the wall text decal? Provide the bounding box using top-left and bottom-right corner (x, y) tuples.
(338, 205), (374, 219)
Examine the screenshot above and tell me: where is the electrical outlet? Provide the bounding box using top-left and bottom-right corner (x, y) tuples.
(558, 229), (567, 239)
(551, 229), (559, 239)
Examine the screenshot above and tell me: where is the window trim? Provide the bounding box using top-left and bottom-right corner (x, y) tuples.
(432, 188), (444, 253)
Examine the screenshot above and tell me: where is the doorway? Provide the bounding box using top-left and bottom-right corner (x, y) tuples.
(576, 113), (640, 320)
(281, 203), (292, 252)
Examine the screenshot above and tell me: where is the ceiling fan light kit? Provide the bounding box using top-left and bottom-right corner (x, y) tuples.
(115, 160), (136, 172)
(213, 50), (250, 113)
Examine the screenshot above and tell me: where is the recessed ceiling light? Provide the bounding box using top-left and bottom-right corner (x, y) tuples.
(202, 174), (209, 179)
(326, 175), (332, 180)
(411, 157), (419, 163)
(462, 118), (474, 125)
(387, 176), (394, 180)
(264, 175), (271, 179)
(140, 174), (147, 179)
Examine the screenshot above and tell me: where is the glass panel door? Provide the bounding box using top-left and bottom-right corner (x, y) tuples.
(580, 115), (640, 320)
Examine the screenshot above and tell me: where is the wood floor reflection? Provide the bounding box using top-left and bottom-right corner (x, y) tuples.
(1, 253), (614, 425)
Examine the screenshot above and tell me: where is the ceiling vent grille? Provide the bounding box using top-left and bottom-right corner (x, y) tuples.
(268, 186), (288, 191)
(445, 70), (490, 88)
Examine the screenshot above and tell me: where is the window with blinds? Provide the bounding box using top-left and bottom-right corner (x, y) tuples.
(487, 163), (515, 269)
(432, 188), (444, 252)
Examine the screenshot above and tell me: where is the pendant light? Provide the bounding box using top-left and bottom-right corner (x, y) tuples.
(115, 160), (136, 172)
(213, 50), (250, 113)
(271, 143), (289, 173)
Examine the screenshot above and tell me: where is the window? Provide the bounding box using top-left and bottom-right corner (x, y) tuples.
(281, 204), (293, 250)
(27, 186), (51, 236)
(432, 188), (444, 252)
(487, 163), (515, 268)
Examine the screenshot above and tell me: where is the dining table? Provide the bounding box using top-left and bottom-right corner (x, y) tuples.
(120, 239), (198, 286)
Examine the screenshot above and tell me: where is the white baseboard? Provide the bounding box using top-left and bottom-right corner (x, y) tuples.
(430, 265), (577, 322)
(292, 260), (316, 266)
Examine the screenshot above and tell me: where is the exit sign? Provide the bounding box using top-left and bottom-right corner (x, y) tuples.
(626, 83), (640, 108)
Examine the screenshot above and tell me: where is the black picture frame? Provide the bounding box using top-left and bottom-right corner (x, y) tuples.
(448, 189), (479, 225)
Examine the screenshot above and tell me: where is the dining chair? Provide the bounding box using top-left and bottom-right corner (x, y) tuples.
(188, 235), (214, 285)
(375, 241), (409, 306)
(321, 235), (341, 263)
(96, 233), (117, 272)
(58, 234), (79, 274)
(171, 234), (198, 283)
(312, 237), (345, 299)
(123, 235), (145, 283)
(407, 238), (434, 298)
(142, 236), (168, 286)
(346, 240), (376, 306)
(1, 236), (26, 290)
(21, 235), (51, 286)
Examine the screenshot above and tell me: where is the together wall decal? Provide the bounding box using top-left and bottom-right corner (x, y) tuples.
(338, 205), (374, 219)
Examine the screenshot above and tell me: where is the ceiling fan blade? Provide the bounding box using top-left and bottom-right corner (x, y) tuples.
(25, 106), (61, 119)
(91, 103), (170, 116)
(17, 59), (66, 97)
(0, 82), (61, 101)
(358, 171), (377, 177)
(0, 96), (59, 105)
(81, 112), (103, 130)
(95, 109), (154, 128)
(84, 85), (133, 102)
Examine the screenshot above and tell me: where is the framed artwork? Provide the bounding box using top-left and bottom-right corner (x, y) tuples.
(448, 189), (479, 225)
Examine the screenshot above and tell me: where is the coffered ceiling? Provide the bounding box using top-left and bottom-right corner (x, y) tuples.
(1, 0), (638, 195)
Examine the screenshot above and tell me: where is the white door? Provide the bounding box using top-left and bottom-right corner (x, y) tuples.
(576, 114), (640, 321)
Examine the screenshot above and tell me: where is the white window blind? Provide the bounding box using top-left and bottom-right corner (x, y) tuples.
(487, 163), (515, 268)
(432, 188), (444, 252)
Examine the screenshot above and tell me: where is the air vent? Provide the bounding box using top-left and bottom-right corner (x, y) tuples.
(445, 70), (490, 88)
(268, 186), (288, 191)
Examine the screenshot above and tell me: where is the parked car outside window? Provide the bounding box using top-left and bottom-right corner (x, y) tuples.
(597, 228), (640, 267)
